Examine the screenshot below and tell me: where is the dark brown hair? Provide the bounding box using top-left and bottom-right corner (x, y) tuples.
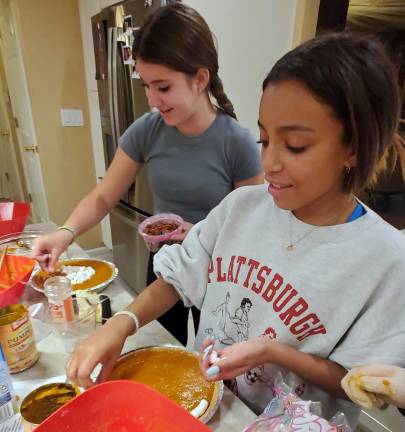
(263, 32), (405, 193)
(133, 2), (236, 119)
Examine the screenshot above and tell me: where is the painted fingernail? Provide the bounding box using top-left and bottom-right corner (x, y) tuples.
(209, 351), (218, 364)
(206, 365), (220, 377)
(202, 344), (214, 360)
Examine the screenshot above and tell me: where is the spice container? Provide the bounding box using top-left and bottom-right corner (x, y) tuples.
(0, 304), (39, 373)
(43, 276), (74, 323)
(20, 382), (80, 431)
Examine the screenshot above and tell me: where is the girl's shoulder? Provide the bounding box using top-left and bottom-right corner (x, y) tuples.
(359, 204), (405, 258)
(122, 111), (166, 145)
(131, 111), (164, 132)
(216, 112), (255, 141)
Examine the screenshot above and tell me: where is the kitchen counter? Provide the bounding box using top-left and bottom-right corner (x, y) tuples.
(12, 222), (256, 431)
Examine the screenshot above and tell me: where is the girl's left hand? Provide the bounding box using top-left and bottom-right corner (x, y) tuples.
(170, 221), (194, 242)
(341, 364), (405, 409)
(199, 337), (276, 381)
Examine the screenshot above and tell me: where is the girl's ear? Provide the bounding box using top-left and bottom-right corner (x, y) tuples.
(345, 149), (357, 169)
(194, 68), (210, 93)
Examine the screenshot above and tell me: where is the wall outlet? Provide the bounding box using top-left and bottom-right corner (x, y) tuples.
(60, 109), (84, 127)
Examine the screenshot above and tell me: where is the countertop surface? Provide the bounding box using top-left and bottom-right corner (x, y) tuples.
(11, 222), (256, 431)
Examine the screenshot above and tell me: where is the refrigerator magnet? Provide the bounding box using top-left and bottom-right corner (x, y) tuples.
(131, 65), (140, 80)
(122, 45), (134, 65)
(123, 15), (133, 36)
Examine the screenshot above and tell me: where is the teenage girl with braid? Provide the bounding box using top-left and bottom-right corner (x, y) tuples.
(32, 3), (263, 344)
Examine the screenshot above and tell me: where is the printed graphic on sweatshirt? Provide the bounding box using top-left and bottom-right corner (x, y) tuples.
(205, 292), (252, 344)
(207, 255), (327, 341)
(227, 326), (306, 399)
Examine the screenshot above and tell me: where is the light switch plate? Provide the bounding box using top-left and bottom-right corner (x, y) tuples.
(60, 109), (84, 127)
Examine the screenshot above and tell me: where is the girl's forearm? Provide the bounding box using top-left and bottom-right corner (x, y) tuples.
(64, 191), (111, 237)
(117, 278), (181, 336)
(269, 342), (347, 398)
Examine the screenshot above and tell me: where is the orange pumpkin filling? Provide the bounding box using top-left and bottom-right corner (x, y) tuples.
(32, 259), (113, 291)
(109, 347), (216, 413)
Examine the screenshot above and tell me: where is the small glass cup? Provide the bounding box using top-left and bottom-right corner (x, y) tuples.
(50, 296), (104, 353)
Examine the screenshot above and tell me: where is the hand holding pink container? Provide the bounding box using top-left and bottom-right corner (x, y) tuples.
(138, 213), (184, 252)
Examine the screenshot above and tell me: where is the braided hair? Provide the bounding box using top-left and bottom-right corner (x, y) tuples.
(133, 3), (237, 120)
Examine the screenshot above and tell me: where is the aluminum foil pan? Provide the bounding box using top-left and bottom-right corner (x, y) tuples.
(30, 257), (118, 293)
(112, 344), (224, 424)
(0, 230), (45, 256)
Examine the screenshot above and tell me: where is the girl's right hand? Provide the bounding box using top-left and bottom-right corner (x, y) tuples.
(31, 230), (74, 272)
(65, 315), (133, 389)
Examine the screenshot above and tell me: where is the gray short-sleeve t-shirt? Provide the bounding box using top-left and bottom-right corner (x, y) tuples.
(119, 111), (262, 223)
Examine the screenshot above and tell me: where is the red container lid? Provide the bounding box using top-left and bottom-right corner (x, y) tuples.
(35, 380), (213, 431)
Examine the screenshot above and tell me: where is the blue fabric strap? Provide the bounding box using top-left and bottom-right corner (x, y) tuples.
(347, 202), (366, 222)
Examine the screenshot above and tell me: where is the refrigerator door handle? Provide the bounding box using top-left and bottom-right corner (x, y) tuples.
(111, 27), (120, 148)
(107, 27), (118, 149)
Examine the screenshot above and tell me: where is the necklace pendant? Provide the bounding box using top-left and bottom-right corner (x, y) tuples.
(286, 244), (293, 252)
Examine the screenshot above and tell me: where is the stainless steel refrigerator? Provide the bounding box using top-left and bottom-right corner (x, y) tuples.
(91, 0), (170, 293)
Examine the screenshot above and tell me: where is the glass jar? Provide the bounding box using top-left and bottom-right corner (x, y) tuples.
(43, 276), (74, 323)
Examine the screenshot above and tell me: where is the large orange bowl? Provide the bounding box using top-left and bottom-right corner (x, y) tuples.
(0, 202), (30, 237)
(34, 381), (212, 432)
(0, 254), (36, 307)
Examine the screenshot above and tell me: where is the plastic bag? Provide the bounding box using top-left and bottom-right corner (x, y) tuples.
(243, 375), (352, 432)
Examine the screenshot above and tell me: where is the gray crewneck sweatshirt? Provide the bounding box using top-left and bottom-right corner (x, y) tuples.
(154, 184), (405, 428)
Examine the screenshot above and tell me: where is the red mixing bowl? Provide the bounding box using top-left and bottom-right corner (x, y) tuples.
(34, 380), (212, 431)
(0, 202), (30, 236)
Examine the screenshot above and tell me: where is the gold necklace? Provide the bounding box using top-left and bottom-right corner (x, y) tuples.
(286, 201), (356, 252)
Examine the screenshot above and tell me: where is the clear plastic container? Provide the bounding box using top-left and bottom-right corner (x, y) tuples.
(0, 343), (16, 422)
(43, 276), (74, 323)
(138, 213), (184, 252)
(50, 296), (103, 353)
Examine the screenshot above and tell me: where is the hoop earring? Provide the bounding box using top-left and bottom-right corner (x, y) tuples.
(344, 165), (351, 175)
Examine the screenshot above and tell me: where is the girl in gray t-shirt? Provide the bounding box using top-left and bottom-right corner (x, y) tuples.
(32, 3), (263, 346)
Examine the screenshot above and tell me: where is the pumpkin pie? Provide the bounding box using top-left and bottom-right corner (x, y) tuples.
(32, 258), (115, 291)
(108, 346), (222, 421)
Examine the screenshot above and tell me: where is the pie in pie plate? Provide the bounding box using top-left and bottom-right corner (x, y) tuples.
(108, 345), (223, 423)
(31, 258), (118, 292)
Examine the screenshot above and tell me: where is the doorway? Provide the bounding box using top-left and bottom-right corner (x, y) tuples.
(0, 0), (48, 222)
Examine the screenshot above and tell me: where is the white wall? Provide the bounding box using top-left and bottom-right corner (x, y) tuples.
(185, 0), (298, 138)
(78, 0), (112, 248)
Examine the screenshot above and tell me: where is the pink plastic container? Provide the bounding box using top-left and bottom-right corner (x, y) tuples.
(34, 380), (212, 432)
(0, 202), (30, 237)
(138, 213), (184, 252)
